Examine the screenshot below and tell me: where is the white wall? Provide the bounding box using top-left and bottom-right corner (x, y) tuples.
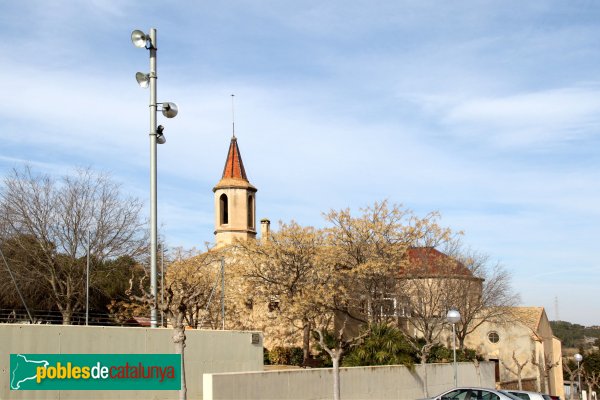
(204, 362), (496, 400)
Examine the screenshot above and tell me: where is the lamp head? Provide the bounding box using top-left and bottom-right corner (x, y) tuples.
(156, 125), (166, 144)
(162, 102), (178, 118)
(575, 353), (583, 362)
(446, 309), (461, 324)
(131, 30), (148, 48)
(135, 72), (149, 88)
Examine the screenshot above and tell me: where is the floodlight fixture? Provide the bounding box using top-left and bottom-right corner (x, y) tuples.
(156, 125), (166, 144)
(161, 102), (178, 118)
(131, 30), (150, 48)
(136, 72), (150, 88)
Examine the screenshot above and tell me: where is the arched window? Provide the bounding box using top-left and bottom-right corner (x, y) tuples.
(247, 195), (254, 229)
(220, 194), (228, 225)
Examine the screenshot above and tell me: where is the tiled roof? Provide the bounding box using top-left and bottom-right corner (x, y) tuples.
(402, 247), (474, 277)
(221, 136), (248, 181)
(510, 307), (544, 332)
(213, 136), (256, 192)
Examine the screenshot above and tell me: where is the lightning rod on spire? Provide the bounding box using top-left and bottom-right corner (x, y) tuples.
(231, 94), (236, 139)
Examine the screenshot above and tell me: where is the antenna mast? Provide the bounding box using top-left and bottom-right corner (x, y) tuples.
(231, 94), (235, 138)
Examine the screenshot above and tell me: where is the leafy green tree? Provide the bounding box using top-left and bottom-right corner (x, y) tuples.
(426, 343), (481, 363)
(342, 324), (416, 367)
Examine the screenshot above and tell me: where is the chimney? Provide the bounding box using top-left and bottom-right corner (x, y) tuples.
(260, 219), (271, 242)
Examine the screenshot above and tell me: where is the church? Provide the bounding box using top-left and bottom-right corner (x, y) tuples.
(207, 134), (564, 399)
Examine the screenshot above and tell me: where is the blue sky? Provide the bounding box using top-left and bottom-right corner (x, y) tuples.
(1, 1), (599, 326)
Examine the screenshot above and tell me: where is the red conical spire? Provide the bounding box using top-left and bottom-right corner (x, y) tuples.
(221, 136), (248, 181)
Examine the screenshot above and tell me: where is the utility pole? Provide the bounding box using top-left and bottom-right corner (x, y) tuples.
(221, 257), (225, 330)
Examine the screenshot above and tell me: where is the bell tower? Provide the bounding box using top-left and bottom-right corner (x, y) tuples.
(213, 135), (257, 248)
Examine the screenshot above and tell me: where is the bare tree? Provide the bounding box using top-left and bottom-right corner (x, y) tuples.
(501, 351), (530, 390)
(314, 316), (369, 400)
(322, 201), (414, 325)
(583, 369), (600, 400)
(451, 250), (520, 349)
(126, 251), (221, 400)
(0, 166), (146, 323)
(563, 358), (580, 400)
(234, 221), (326, 364)
(532, 352), (559, 393)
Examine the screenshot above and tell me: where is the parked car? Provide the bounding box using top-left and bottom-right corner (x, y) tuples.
(501, 390), (553, 400)
(425, 387), (524, 400)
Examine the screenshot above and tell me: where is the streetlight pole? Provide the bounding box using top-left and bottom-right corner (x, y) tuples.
(221, 257), (225, 330)
(85, 230), (90, 326)
(447, 309), (461, 387)
(131, 28), (178, 328)
(575, 353), (583, 399)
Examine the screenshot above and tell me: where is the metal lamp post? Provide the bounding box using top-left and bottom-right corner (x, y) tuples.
(447, 309), (461, 387)
(131, 28), (178, 328)
(575, 353), (583, 398)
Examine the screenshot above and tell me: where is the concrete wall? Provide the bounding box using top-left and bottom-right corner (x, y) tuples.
(204, 361), (496, 400)
(0, 324), (263, 400)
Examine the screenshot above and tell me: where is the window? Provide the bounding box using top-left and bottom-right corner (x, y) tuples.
(379, 298), (397, 317)
(219, 194), (228, 225)
(268, 298), (280, 312)
(397, 296), (411, 317)
(479, 390), (500, 400)
(508, 393), (530, 400)
(441, 389), (472, 400)
(488, 331), (500, 344)
(247, 195), (254, 229)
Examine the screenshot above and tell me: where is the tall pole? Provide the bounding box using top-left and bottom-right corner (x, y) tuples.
(577, 360), (581, 398)
(221, 257), (225, 330)
(161, 244), (164, 327)
(86, 230), (90, 326)
(453, 322), (457, 387)
(149, 27), (158, 328)
(575, 353), (583, 399)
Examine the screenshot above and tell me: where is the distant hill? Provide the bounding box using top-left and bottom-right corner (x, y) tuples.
(550, 320), (600, 349)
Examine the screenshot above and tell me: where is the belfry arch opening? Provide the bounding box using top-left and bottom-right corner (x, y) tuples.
(220, 194), (229, 225)
(247, 195), (254, 229)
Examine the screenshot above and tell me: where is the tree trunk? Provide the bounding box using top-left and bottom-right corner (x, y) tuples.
(173, 323), (187, 400)
(332, 351), (341, 400)
(421, 354), (429, 398)
(302, 319), (311, 365)
(474, 359), (482, 387)
(61, 304), (73, 325)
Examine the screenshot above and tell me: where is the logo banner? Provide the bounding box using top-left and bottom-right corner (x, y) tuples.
(10, 353), (181, 390)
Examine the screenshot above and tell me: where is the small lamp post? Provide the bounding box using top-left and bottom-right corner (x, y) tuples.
(575, 353), (583, 398)
(447, 309), (461, 387)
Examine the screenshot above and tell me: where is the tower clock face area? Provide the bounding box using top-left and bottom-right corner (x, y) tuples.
(213, 136), (257, 248)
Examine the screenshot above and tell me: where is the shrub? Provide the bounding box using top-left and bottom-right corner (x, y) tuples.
(267, 346), (304, 366)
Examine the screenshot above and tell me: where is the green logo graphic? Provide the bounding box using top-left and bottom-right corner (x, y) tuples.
(10, 354), (181, 390)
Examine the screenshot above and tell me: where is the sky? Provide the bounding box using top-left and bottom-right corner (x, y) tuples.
(1, 1), (599, 326)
